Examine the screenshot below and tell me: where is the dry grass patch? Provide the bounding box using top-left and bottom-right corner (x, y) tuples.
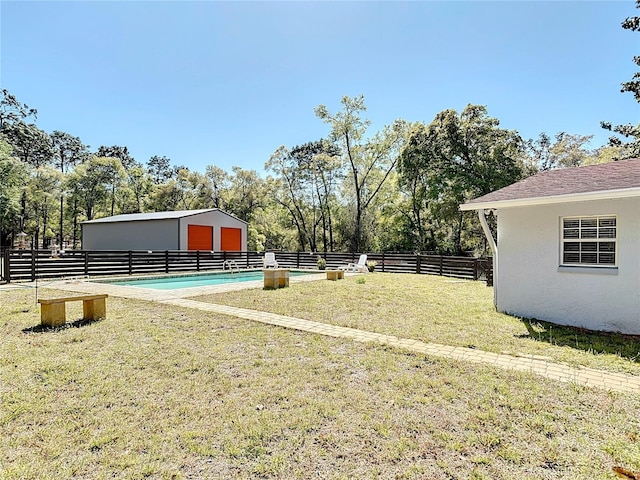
(192, 273), (640, 374)
(1, 287), (639, 479)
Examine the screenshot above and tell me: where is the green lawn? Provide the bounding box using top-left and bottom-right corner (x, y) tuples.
(1, 278), (639, 479)
(193, 273), (640, 375)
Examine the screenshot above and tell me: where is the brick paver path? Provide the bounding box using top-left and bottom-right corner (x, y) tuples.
(12, 278), (640, 394)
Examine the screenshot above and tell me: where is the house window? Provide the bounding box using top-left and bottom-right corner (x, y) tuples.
(561, 216), (616, 266)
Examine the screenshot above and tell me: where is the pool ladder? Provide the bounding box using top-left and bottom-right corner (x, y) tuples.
(222, 260), (240, 273)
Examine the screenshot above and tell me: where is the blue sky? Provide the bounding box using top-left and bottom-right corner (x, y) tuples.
(1, 1), (638, 174)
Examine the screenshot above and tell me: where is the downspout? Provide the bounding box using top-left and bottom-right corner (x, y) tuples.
(477, 209), (498, 308)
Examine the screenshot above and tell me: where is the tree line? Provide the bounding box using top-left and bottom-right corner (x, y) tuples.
(1, 2), (637, 255)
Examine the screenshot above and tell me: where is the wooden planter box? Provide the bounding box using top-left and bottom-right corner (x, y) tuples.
(326, 270), (344, 281)
(263, 269), (290, 289)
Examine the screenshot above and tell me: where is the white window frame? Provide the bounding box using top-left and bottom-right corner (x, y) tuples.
(560, 215), (617, 267)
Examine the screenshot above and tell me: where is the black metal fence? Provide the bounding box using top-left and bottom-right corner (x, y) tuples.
(2, 249), (493, 285)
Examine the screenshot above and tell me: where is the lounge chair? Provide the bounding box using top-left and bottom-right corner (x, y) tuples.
(338, 254), (368, 273)
(264, 252), (279, 268)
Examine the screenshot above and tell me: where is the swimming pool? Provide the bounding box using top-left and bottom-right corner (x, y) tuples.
(105, 270), (313, 290)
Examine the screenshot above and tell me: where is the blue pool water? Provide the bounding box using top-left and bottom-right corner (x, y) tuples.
(107, 270), (312, 290)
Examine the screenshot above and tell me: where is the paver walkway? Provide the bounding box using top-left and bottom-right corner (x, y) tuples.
(6, 278), (640, 394)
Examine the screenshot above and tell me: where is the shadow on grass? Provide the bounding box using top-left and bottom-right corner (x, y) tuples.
(519, 319), (640, 363)
(22, 317), (104, 333)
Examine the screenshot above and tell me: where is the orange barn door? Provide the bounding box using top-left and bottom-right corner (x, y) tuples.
(187, 225), (213, 250)
(220, 227), (242, 251)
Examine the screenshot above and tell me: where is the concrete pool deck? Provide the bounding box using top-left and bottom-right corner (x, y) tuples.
(5, 275), (640, 395)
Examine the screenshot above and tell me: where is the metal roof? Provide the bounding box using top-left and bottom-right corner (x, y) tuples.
(82, 209), (247, 224)
(461, 158), (640, 210)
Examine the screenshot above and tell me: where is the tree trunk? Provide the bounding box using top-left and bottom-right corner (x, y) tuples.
(320, 207), (328, 253)
(59, 195), (64, 248)
(72, 197), (79, 249)
(352, 203), (363, 253)
(20, 191), (26, 231)
(42, 206), (49, 249)
(34, 204), (40, 250)
(110, 184), (116, 216)
(455, 211), (464, 255)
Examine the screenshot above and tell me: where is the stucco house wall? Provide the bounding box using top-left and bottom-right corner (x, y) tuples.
(461, 158), (640, 335)
(497, 198), (640, 334)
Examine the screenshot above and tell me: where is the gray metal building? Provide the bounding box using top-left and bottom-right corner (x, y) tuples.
(81, 209), (248, 251)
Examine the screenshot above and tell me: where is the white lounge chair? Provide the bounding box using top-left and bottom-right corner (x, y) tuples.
(264, 252), (279, 268)
(338, 254), (368, 273)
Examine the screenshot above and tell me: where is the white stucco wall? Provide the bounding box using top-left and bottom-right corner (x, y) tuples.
(82, 219), (180, 250)
(496, 197), (640, 334)
(178, 210), (247, 251)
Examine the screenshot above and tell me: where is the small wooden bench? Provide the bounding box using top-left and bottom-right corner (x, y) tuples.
(326, 270), (344, 281)
(38, 294), (108, 327)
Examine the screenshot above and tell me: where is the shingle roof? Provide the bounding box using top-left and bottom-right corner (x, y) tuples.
(461, 158), (640, 210)
(83, 209), (218, 224)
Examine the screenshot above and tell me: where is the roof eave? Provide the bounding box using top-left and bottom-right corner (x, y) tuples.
(81, 209), (219, 224)
(460, 187), (640, 211)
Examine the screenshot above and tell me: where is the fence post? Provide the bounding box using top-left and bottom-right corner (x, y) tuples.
(84, 251), (89, 276)
(128, 251), (133, 276)
(416, 254), (421, 275)
(473, 258), (478, 281)
(487, 257), (493, 287)
(165, 251), (169, 273)
(4, 248), (11, 283)
(439, 255), (443, 276)
(382, 252), (385, 273)
(31, 249), (36, 282)
(297, 251), (300, 268)
(196, 250), (200, 271)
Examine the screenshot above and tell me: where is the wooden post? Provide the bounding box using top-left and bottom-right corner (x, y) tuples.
(40, 302), (66, 327)
(128, 251), (132, 275)
(382, 252), (385, 273)
(473, 258), (478, 281)
(83, 297), (106, 321)
(196, 250), (200, 271)
(416, 254), (421, 275)
(165, 250), (169, 273)
(439, 255), (443, 276)
(31, 249), (36, 282)
(84, 251), (89, 276)
(486, 257), (493, 287)
(4, 248), (10, 283)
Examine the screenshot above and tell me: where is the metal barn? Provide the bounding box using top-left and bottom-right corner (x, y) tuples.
(81, 209), (248, 252)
